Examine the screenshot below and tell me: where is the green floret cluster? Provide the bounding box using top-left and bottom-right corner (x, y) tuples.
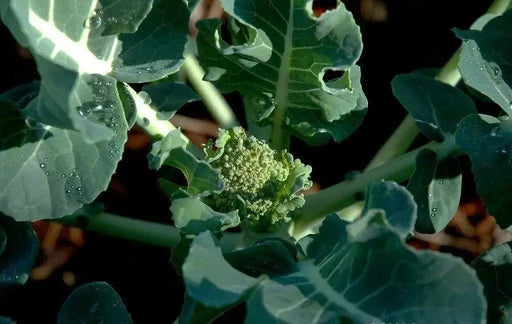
(204, 127), (312, 232)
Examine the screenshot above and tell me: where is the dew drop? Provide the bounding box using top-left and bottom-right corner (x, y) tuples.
(39, 163), (46, 168)
(501, 145), (511, 154)
(432, 208), (438, 212)
(61, 174), (66, 178)
(438, 180), (444, 185)
(25, 117), (39, 128)
(89, 16), (102, 29)
(490, 127), (500, 137)
(486, 62), (502, 80)
(76, 187), (84, 192)
(431, 213), (436, 217)
(138, 91), (152, 105)
(141, 117), (150, 127)
(45, 172), (51, 176)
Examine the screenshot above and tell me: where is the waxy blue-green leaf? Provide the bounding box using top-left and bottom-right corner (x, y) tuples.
(183, 214), (485, 323)
(148, 129), (224, 196)
(247, 214), (485, 323)
(456, 114), (512, 228)
(97, 0), (153, 36)
(58, 281), (132, 324)
(142, 81), (199, 120)
(196, 0), (366, 144)
(362, 181), (417, 237)
(471, 242), (512, 324)
(455, 11), (512, 113)
(171, 197), (240, 235)
(407, 149), (462, 233)
(183, 231), (260, 308)
(0, 214), (39, 286)
(0, 84), (128, 221)
(392, 73), (477, 142)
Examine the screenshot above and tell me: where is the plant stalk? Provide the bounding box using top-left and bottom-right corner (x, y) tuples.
(182, 54), (239, 129)
(55, 212), (245, 251)
(293, 137), (460, 236)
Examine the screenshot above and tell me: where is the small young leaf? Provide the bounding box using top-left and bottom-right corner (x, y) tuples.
(392, 73), (477, 142)
(455, 11), (512, 113)
(149, 129), (224, 196)
(58, 281), (132, 324)
(362, 181), (417, 237)
(171, 197), (240, 235)
(471, 242), (512, 324)
(196, 0), (366, 144)
(142, 82), (199, 120)
(0, 214), (39, 287)
(407, 149), (462, 233)
(456, 114), (512, 228)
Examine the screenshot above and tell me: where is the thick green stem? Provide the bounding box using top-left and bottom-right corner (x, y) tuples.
(293, 137), (460, 236)
(183, 54), (239, 129)
(55, 212), (245, 251)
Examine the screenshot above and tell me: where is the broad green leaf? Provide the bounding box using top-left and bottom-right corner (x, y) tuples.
(171, 197), (239, 235)
(407, 149), (462, 233)
(0, 85), (127, 221)
(148, 129), (224, 196)
(471, 242), (512, 324)
(456, 114), (512, 228)
(0, 214), (39, 286)
(0, 100), (48, 150)
(247, 214), (485, 323)
(392, 73), (477, 142)
(183, 214), (485, 323)
(142, 82), (199, 120)
(362, 181), (417, 237)
(58, 281), (132, 324)
(196, 0), (366, 144)
(224, 238), (297, 277)
(182, 231), (260, 308)
(455, 11), (512, 113)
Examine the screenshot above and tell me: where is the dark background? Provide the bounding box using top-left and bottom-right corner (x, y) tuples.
(0, 0), (496, 322)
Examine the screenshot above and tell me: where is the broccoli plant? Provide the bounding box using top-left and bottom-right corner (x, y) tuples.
(0, 0), (512, 323)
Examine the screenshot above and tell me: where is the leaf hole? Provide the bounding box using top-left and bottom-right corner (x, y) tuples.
(313, 0), (338, 17)
(322, 69), (346, 83)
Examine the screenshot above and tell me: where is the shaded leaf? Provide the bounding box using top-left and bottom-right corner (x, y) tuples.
(58, 281), (132, 324)
(456, 114), (512, 228)
(407, 149), (462, 233)
(0, 214), (39, 286)
(471, 242), (512, 324)
(142, 81), (199, 120)
(224, 238), (297, 277)
(392, 73), (476, 142)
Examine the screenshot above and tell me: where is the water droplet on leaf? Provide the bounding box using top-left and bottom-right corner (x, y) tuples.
(138, 91), (152, 105)
(89, 16), (102, 29)
(486, 62), (502, 80)
(39, 163), (46, 168)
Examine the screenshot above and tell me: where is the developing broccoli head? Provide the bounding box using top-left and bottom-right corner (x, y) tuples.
(204, 127), (312, 232)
